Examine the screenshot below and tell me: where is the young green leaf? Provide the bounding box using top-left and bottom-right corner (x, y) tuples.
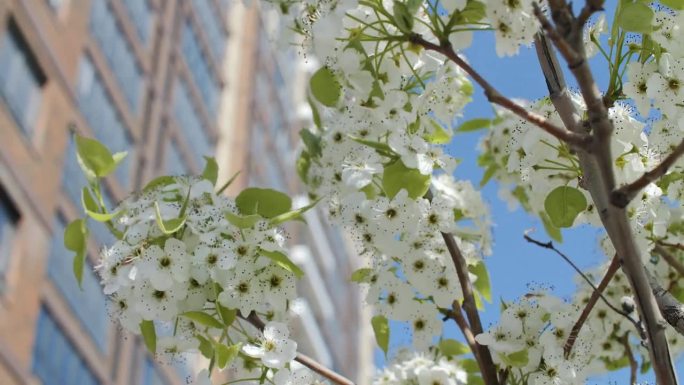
(500, 349), (529, 367)
(456, 118), (491, 133)
(424, 119), (452, 144)
(196, 334), (215, 359)
(216, 302), (237, 327)
(296, 151), (311, 184)
(64, 219), (88, 288)
(258, 249), (305, 278)
(269, 198), (321, 226)
(236, 188), (292, 218)
(81, 187), (120, 222)
(371, 315), (390, 356)
(300, 129), (322, 158)
(661, 0), (684, 9)
(75, 135), (117, 178)
(181, 311), (224, 329)
(468, 261), (491, 303)
(539, 211), (563, 243)
(393, 2), (414, 32)
(202, 156), (219, 186)
(382, 159), (431, 199)
(310, 67), (341, 107)
(142, 175), (177, 192)
(140, 320), (157, 354)
(544, 186), (587, 228)
(215, 343), (242, 369)
(224, 212), (261, 229)
(350, 268), (373, 283)
(438, 339), (470, 357)
(617, 1), (653, 33)
(154, 202), (186, 234)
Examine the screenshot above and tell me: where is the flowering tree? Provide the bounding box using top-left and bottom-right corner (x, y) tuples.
(64, 0), (684, 384)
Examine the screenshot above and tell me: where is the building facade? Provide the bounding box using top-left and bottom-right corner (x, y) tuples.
(0, 1), (372, 385)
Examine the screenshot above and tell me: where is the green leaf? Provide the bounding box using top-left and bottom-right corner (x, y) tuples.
(371, 315), (390, 356)
(460, 358), (480, 373)
(215, 343), (241, 369)
(259, 249), (305, 278)
(217, 170), (241, 194)
(500, 349), (529, 367)
(196, 334), (215, 359)
(140, 320), (156, 354)
(236, 188), (292, 218)
(224, 212), (261, 229)
(382, 159), (431, 199)
(350, 268), (373, 283)
(424, 119), (452, 144)
(393, 2), (414, 32)
(479, 164), (498, 187)
(467, 375), (485, 385)
(458, 0), (486, 23)
(348, 136), (394, 154)
(202, 156), (219, 186)
(300, 129), (322, 158)
(181, 311), (224, 329)
(544, 186), (587, 228)
(216, 303), (237, 327)
(296, 151), (311, 184)
(602, 355), (630, 371)
(438, 339), (470, 357)
(81, 187), (120, 222)
(617, 1), (653, 33)
(112, 151), (128, 168)
(308, 96), (322, 129)
(456, 118), (491, 133)
(468, 261), (491, 302)
(310, 67), (341, 107)
(154, 202), (186, 234)
(661, 0), (684, 9)
(142, 176), (177, 192)
(539, 211), (563, 243)
(75, 135), (118, 178)
(65, 219), (88, 288)
(269, 198), (321, 226)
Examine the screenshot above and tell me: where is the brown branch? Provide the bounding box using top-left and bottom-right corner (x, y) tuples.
(654, 244), (684, 278)
(410, 34), (590, 148)
(611, 138), (684, 208)
(619, 332), (638, 385)
(440, 231), (500, 385)
(564, 254), (621, 357)
(446, 300), (480, 357)
(523, 235), (645, 341)
(242, 313), (356, 385)
(534, 17), (679, 384)
(576, 0), (606, 30)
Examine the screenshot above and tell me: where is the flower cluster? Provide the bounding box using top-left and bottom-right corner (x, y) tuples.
(94, 175), (307, 380)
(373, 350), (468, 385)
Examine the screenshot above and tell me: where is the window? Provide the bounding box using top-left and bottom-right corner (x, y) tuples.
(76, 55), (134, 188)
(173, 78), (213, 166)
(0, 188), (18, 290)
(193, 0), (226, 60)
(32, 307), (100, 385)
(0, 20), (45, 136)
(90, 0), (143, 112)
(165, 139), (189, 176)
(47, 216), (109, 350)
(181, 20), (219, 116)
(122, 0), (153, 44)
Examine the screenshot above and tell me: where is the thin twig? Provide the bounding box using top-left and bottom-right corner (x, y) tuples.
(447, 300), (480, 357)
(619, 332), (638, 385)
(425, 190), (499, 385)
(654, 244), (684, 278)
(242, 313), (356, 385)
(409, 34), (590, 148)
(523, 233), (646, 340)
(611, 138), (684, 208)
(564, 254), (621, 357)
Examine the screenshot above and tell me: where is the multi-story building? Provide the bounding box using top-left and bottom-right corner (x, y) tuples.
(0, 1), (372, 385)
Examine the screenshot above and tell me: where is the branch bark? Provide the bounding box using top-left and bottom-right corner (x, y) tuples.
(654, 244), (684, 278)
(564, 254), (621, 357)
(534, 15), (680, 383)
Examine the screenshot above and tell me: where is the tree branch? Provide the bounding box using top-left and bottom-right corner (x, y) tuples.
(645, 270), (684, 336)
(619, 332), (638, 385)
(523, 234), (645, 340)
(564, 254), (621, 357)
(654, 244), (684, 278)
(446, 300), (480, 359)
(410, 34), (590, 148)
(611, 138), (684, 208)
(534, 10), (680, 383)
(242, 313), (356, 385)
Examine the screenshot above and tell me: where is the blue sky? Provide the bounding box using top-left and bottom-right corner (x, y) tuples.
(371, 1), (684, 382)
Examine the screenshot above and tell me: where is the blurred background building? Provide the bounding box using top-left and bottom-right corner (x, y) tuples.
(0, 0), (372, 384)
